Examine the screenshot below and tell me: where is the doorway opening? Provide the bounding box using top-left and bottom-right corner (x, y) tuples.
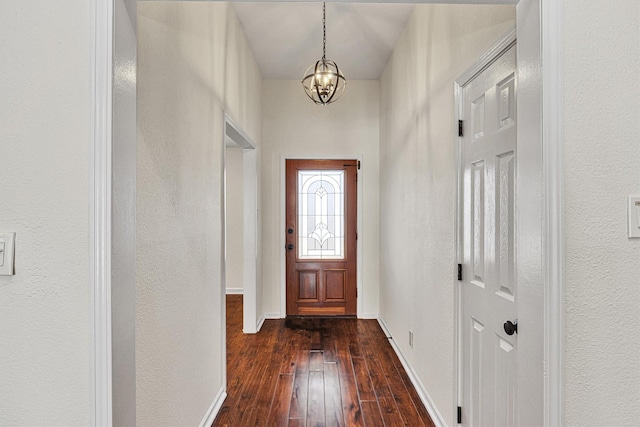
(223, 114), (259, 334)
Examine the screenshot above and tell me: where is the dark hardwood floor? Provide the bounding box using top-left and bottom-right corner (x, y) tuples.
(213, 295), (435, 427)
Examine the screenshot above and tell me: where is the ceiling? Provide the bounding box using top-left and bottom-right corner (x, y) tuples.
(233, 2), (415, 80)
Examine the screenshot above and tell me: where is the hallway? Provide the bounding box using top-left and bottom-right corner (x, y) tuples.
(5, 0), (640, 425)
(214, 296), (435, 426)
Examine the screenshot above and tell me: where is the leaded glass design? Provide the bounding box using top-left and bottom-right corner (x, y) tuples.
(298, 170), (345, 259)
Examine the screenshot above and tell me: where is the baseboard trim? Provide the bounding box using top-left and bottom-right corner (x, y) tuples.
(256, 314), (266, 332)
(243, 314), (266, 335)
(264, 312), (281, 319)
(199, 387), (227, 427)
(360, 312), (379, 319)
(225, 288), (244, 295)
(377, 317), (447, 427)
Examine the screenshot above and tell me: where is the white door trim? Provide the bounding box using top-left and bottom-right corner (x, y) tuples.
(541, 0), (565, 425)
(455, 29), (517, 88)
(279, 155), (365, 318)
(454, 28), (517, 426)
(90, 0), (114, 425)
(220, 113), (227, 396)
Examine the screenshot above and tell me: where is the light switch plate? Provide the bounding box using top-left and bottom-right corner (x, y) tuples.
(628, 196), (640, 238)
(0, 232), (16, 275)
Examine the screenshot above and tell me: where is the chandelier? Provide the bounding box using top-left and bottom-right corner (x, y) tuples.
(301, 2), (346, 105)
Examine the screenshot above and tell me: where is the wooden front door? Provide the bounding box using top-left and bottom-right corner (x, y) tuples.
(286, 159), (357, 316)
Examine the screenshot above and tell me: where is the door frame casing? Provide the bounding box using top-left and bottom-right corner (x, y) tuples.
(279, 155), (364, 318)
(91, 1), (114, 425)
(540, 1), (565, 425)
(454, 28), (517, 425)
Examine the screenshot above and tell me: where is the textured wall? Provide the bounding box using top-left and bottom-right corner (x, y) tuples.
(137, 2), (262, 425)
(564, 1), (640, 425)
(0, 2), (92, 425)
(261, 80), (380, 318)
(379, 5), (515, 426)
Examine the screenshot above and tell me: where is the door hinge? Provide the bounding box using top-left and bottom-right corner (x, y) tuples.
(357, 160), (361, 170)
(458, 120), (464, 137)
(457, 264), (462, 281)
(356, 230), (358, 240)
(457, 406), (462, 424)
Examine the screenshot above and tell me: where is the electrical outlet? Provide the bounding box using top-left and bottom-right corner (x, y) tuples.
(409, 330), (414, 348)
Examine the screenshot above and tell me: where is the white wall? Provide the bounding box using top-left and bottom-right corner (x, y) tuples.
(563, 1), (640, 425)
(0, 2), (92, 425)
(225, 146), (244, 293)
(136, 2), (262, 425)
(379, 5), (515, 426)
(261, 80), (380, 318)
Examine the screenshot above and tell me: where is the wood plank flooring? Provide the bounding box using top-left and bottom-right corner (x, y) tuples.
(213, 295), (435, 427)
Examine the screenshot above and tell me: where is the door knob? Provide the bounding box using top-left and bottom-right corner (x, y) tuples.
(287, 244), (294, 250)
(503, 320), (518, 336)
(287, 228), (294, 234)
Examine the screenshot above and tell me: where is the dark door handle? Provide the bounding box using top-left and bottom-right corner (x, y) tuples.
(503, 320), (518, 336)
(287, 228), (294, 235)
(286, 244), (294, 250)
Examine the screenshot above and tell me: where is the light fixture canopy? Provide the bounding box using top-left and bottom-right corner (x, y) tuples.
(301, 2), (346, 105)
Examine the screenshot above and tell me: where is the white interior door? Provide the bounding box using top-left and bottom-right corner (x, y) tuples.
(460, 43), (517, 427)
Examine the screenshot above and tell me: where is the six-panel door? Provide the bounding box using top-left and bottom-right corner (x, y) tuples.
(461, 44), (518, 426)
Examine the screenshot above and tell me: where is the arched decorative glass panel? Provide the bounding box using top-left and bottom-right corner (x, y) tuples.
(298, 170), (345, 259)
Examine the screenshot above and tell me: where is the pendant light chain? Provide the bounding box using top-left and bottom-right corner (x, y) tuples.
(322, 2), (327, 61)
